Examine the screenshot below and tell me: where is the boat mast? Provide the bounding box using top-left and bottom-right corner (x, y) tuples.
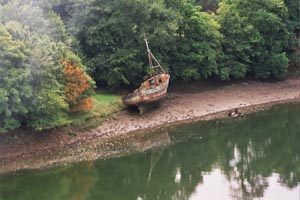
(144, 34), (166, 76)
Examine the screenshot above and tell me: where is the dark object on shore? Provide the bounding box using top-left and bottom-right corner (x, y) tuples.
(228, 108), (242, 118)
(123, 35), (170, 113)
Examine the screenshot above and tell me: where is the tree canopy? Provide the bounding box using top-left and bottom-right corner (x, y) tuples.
(0, 0), (94, 132)
(217, 0), (290, 80)
(66, 0), (298, 87)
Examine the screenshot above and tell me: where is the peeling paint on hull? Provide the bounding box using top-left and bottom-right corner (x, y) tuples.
(123, 73), (170, 106)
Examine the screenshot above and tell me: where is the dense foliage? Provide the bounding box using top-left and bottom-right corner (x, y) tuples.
(0, 23), (31, 132)
(167, 1), (223, 81)
(217, 0), (291, 79)
(0, 0), (299, 132)
(65, 0), (298, 87)
(67, 0), (179, 87)
(66, 0), (223, 85)
(284, 0), (300, 72)
(0, 0), (94, 132)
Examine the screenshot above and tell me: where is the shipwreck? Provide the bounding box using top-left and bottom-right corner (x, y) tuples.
(122, 36), (170, 113)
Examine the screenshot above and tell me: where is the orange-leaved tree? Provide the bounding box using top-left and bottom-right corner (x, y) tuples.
(62, 60), (95, 112)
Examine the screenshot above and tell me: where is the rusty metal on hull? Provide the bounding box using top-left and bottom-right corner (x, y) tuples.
(123, 35), (170, 107)
(122, 73), (170, 106)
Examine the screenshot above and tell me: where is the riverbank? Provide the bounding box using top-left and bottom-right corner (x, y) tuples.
(0, 78), (299, 174)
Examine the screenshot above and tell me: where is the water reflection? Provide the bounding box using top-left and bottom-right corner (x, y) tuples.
(0, 104), (300, 200)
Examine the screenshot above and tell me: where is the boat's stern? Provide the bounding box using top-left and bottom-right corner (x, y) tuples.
(122, 91), (142, 106)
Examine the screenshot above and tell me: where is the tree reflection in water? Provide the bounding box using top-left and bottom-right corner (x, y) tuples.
(0, 104), (299, 200)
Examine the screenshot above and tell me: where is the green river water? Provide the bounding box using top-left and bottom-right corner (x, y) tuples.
(0, 104), (300, 200)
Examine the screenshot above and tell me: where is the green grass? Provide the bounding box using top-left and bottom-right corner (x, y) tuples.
(68, 91), (124, 129)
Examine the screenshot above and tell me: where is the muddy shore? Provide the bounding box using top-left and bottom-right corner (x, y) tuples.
(0, 79), (299, 174)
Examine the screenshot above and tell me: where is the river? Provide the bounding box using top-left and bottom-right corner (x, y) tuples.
(0, 104), (299, 200)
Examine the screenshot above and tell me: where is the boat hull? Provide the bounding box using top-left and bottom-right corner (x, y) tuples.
(123, 73), (170, 106)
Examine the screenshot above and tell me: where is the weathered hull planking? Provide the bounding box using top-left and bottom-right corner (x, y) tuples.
(122, 73), (170, 106)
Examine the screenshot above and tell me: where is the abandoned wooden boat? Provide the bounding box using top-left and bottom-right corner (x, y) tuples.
(122, 36), (170, 112)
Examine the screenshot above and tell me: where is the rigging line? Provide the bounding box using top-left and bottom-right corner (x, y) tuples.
(148, 51), (165, 73)
(144, 34), (166, 74)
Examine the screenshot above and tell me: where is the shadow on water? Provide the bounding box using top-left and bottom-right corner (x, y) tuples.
(0, 103), (300, 200)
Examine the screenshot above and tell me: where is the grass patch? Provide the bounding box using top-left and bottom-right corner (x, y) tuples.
(68, 91), (124, 130)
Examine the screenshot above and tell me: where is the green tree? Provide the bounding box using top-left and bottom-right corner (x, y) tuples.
(284, 0), (300, 33)
(68, 0), (179, 87)
(25, 34), (70, 130)
(0, 0), (67, 42)
(217, 0), (290, 80)
(0, 23), (31, 132)
(167, 1), (223, 81)
(1, 21), (70, 131)
(284, 0), (300, 74)
(0, 0), (95, 132)
(68, 0), (225, 86)
(195, 0), (220, 12)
